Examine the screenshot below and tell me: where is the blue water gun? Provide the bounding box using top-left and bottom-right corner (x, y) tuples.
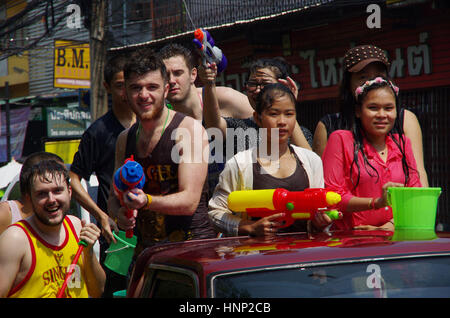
(193, 28), (228, 73)
(113, 155), (146, 238)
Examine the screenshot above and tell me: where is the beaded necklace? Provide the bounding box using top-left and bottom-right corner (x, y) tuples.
(136, 107), (170, 143)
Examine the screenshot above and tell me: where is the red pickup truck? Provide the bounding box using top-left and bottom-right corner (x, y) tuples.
(127, 229), (450, 298)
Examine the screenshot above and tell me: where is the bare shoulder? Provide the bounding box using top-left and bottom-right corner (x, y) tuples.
(67, 215), (82, 233)
(0, 224), (29, 253)
(402, 109), (422, 138)
(197, 85), (252, 117)
(179, 113), (206, 132)
(215, 85), (244, 97)
(215, 86), (249, 103)
(403, 109), (420, 125)
(117, 127), (131, 145)
(215, 86), (253, 118)
(114, 127), (131, 162)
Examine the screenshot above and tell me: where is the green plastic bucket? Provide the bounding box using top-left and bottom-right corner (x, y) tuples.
(104, 231), (137, 276)
(388, 187), (441, 230)
(390, 229), (437, 241)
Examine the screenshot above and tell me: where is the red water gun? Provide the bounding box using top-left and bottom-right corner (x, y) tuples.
(227, 188), (342, 227)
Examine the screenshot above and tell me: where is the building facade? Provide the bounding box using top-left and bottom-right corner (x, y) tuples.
(112, 0), (450, 227)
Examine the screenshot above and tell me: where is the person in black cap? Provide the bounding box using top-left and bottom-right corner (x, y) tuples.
(312, 45), (428, 187)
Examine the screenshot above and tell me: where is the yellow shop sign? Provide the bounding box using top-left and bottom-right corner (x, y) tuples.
(54, 40), (90, 89)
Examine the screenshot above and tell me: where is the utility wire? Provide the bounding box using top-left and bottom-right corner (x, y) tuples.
(1, 6), (72, 61)
(1, 0), (385, 59)
(182, 0), (197, 30)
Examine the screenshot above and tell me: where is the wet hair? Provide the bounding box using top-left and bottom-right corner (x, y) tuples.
(158, 43), (196, 70)
(255, 83), (296, 115)
(248, 58), (289, 80)
(103, 53), (128, 85)
(349, 78), (411, 189)
(24, 160), (70, 197)
(123, 48), (168, 83)
(20, 152), (65, 195)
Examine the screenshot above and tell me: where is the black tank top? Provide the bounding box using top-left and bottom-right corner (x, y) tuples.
(126, 112), (216, 254)
(252, 146), (310, 232)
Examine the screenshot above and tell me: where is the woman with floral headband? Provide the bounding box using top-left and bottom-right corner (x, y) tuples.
(313, 45), (429, 187)
(319, 77), (422, 231)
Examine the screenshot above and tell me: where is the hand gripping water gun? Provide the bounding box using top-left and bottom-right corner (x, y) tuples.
(193, 28), (228, 73)
(227, 188), (342, 227)
(113, 155), (146, 238)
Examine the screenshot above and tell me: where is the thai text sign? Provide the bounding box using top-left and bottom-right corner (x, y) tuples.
(46, 106), (91, 138)
(54, 40), (90, 89)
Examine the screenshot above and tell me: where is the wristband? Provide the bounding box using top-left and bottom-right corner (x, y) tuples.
(368, 198), (373, 210)
(371, 198), (376, 210)
(144, 194), (152, 209)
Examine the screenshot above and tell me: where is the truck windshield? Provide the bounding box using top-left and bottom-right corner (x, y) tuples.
(213, 256), (450, 298)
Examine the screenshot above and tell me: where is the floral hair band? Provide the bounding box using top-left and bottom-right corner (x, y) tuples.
(355, 77), (399, 98)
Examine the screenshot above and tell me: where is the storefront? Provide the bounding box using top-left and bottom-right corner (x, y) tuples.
(21, 91), (91, 164)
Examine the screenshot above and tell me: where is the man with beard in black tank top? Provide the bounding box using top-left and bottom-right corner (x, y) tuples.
(107, 49), (216, 259)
